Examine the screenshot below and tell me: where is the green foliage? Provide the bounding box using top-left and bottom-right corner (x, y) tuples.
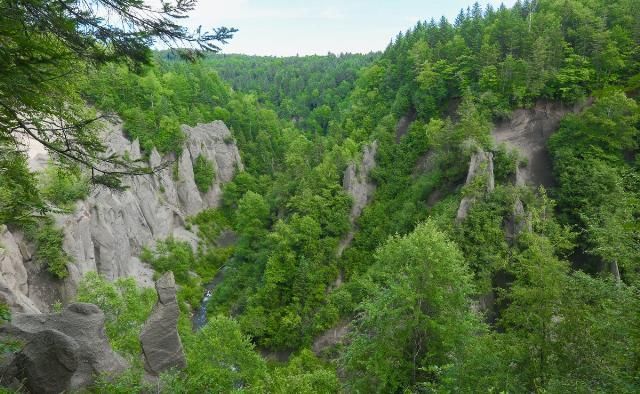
(20, 1), (636, 391)
(0, 302), (10, 323)
(0, 0), (224, 224)
(162, 316), (269, 393)
(188, 208), (231, 248)
(341, 220), (481, 392)
(193, 53), (378, 134)
(25, 220), (70, 279)
(0, 147), (44, 226)
(91, 368), (152, 394)
(549, 91), (640, 280)
(82, 62), (229, 154)
(141, 238), (195, 284)
(454, 186), (513, 284)
(192, 154), (216, 193)
(76, 272), (156, 357)
(39, 164), (90, 209)
(269, 349), (339, 393)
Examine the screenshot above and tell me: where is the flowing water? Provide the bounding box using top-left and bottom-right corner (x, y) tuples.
(191, 271), (225, 331)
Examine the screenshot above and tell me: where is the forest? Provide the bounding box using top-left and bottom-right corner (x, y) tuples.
(1, 0), (639, 392)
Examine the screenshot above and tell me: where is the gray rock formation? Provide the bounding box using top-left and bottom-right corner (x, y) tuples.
(312, 320), (350, 355)
(0, 226), (40, 314)
(395, 109), (417, 142)
(490, 100), (591, 237)
(182, 122), (244, 215)
(3, 119), (243, 313)
(15, 329), (79, 393)
(505, 198), (532, 242)
(456, 150), (495, 222)
(330, 142), (378, 292)
(0, 303), (128, 392)
(140, 272), (186, 376)
(337, 141), (378, 258)
(491, 100), (589, 187)
(0, 226), (66, 314)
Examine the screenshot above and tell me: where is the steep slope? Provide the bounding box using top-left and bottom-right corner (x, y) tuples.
(492, 100), (592, 187)
(2, 120), (243, 313)
(337, 141), (378, 258)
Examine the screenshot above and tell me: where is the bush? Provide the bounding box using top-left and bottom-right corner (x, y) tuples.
(193, 154), (215, 193)
(188, 208), (230, 248)
(0, 302), (10, 323)
(161, 315), (269, 393)
(39, 164), (90, 209)
(25, 220), (70, 279)
(269, 349), (339, 393)
(0, 147), (44, 226)
(141, 238), (195, 284)
(76, 272), (156, 356)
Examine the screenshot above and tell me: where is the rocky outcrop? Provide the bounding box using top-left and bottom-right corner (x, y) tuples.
(490, 101), (591, 237)
(180, 123), (244, 216)
(0, 303), (128, 392)
(395, 108), (417, 142)
(0, 226), (66, 315)
(456, 150), (495, 222)
(3, 119), (243, 313)
(337, 141), (378, 257)
(491, 100), (590, 187)
(505, 197), (532, 243)
(140, 272), (186, 376)
(312, 320), (350, 355)
(0, 226), (40, 314)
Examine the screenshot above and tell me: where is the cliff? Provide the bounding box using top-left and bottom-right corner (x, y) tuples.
(0, 119), (243, 313)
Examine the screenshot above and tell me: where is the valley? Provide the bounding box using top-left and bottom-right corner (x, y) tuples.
(1, 0), (640, 392)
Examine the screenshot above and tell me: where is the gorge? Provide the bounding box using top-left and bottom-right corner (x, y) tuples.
(1, 0), (639, 392)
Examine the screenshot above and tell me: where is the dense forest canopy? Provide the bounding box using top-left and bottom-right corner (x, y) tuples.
(1, 0), (640, 392)
(196, 53), (378, 133)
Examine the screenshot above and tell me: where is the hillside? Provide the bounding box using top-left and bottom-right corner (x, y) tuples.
(1, 0), (639, 392)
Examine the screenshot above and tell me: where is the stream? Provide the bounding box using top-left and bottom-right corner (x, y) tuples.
(191, 271), (225, 331)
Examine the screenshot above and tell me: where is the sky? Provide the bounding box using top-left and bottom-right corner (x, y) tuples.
(180, 0), (517, 56)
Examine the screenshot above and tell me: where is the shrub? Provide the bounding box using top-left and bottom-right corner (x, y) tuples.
(161, 316), (269, 393)
(26, 220), (70, 279)
(141, 238), (195, 284)
(193, 154), (215, 193)
(76, 272), (156, 356)
(39, 164), (90, 209)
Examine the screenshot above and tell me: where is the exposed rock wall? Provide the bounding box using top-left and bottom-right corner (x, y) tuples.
(2, 119), (243, 313)
(456, 150), (495, 222)
(491, 100), (589, 187)
(312, 320), (350, 355)
(337, 141), (378, 257)
(0, 226), (40, 314)
(395, 109), (417, 142)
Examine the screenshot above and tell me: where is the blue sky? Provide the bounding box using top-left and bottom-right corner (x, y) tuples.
(183, 0), (517, 56)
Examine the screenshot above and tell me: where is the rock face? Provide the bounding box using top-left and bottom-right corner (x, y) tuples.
(337, 141), (378, 257)
(0, 226), (40, 314)
(140, 272), (186, 376)
(2, 119), (243, 313)
(395, 108), (417, 142)
(312, 320), (350, 355)
(489, 100), (591, 236)
(456, 150), (495, 222)
(491, 100), (589, 187)
(505, 198), (531, 242)
(180, 123), (244, 216)
(0, 303), (128, 393)
(15, 329), (79, 393)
